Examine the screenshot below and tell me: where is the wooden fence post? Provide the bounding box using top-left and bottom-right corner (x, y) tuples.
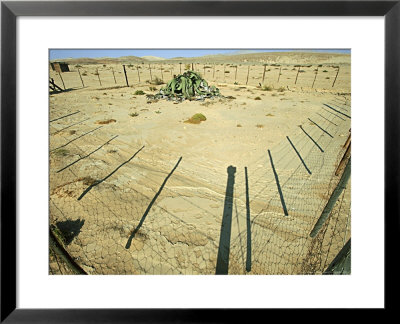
(148, 64), (153, 82)
(136, 66), (141, 83)
(160, 65), (164, 80)
(310, 157), (351, 238)
(246, 66), (250, 85)
(180, 63), (182, 74)
(77, 68), (85, 87)
(277, 67), (282, 83)
(213, 64), (215, 78)
(111, 67), (117, 84)
(294, 66), (301, 84)
(312, 67), (318, 88)
(262, 64), (267, 84)
(96, 68), (102, 86)
(235, 65), (238, 81)
(123, 65), (129, 87)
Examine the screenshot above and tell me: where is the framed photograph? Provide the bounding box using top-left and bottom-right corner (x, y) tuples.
(1, 0), (397, 321)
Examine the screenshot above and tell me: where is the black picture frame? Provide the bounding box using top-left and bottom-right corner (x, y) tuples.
(1, 0), (398, 321)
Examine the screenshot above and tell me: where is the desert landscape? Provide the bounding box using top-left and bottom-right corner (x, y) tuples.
(49, 50), (351, 275)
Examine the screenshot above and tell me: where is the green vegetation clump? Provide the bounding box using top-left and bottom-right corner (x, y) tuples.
(261, 85), (273, 91)
(54, 148), (69, 157)
(254, 96), (262, 100)
(277, 86), (285, 92)
(134, 90), (145, 95)
(185, 113), (207, 124)
(129, 112), (139, 117)
(150, 77), (164, 85)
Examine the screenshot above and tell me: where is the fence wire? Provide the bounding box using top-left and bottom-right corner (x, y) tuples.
(49, 65), (351, 275)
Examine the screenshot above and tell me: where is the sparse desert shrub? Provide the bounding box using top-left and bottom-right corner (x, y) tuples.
(149, 86), (157, 91)
(184, 113), (207, 124)
(261, 85), (273, 91)
(75, 64), (82, 68)
(81, 71), (87, 76)
(224, 71), (230, 73)
(96, 119), (116, 125)
(234, 82), (238, 85)
(103, 64), (107, 67)
(155, 110), (161, 114)
(54, 148), (69, 157)
(277, 86), (285, 92)
(326, 77), (330, 79)
(254, 96), (262, 100)
(81, 176), (97, 186)
(256, 124), (264, 128)
(266, 113), (274, 117)
(237, 124), (242, 127)
(129, 112), (139, 117)
(185, 64), (191, 70)
(150, 77), (164, 85)
(134, 90), (145, 95)
(323, 70), (328, 72)
(93, 71), (99, 75)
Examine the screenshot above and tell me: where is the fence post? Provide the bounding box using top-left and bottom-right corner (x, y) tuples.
(310, 157), (351, 237)
(111, 67), (116, 84)
(213, 64), (215, 78)
(123, 65), (129, 87)
(277, 67), (282, 83)
(332, 66), (340, 87)
(136, 66), (141, 83)
(179, 62), (182, 74)
(235, 65), (238, 81)
(96, 68), (102, 86)
(160, 65), (163, 80)
(49, 227), (87, 275)
(312, 67), (318, 88)
(246, 65), (250, 85)
(77, 68), (85, 88)
(58, 72), (66, 90)
(294, 66), (300, 84)
(323, 239), (351, 274)
(148, 64), (153, 82)
(262, 64), (266, 84)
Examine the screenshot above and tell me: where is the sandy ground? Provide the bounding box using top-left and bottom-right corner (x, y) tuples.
(49, 53), (351, 275)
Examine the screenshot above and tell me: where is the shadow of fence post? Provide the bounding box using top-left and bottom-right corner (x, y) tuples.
(245, 167), (252, 272)
(268, 150), (288, 216)
(216, 165), (236, 275)
(125, 157), (182, 249)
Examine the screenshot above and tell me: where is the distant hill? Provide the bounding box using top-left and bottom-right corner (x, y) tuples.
(50, 55), (145, 65)
(141, 56), (166, 61)
(50, 51), (350, 66)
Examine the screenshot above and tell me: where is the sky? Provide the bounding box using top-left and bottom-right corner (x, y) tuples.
(49, 49), (350, 60)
